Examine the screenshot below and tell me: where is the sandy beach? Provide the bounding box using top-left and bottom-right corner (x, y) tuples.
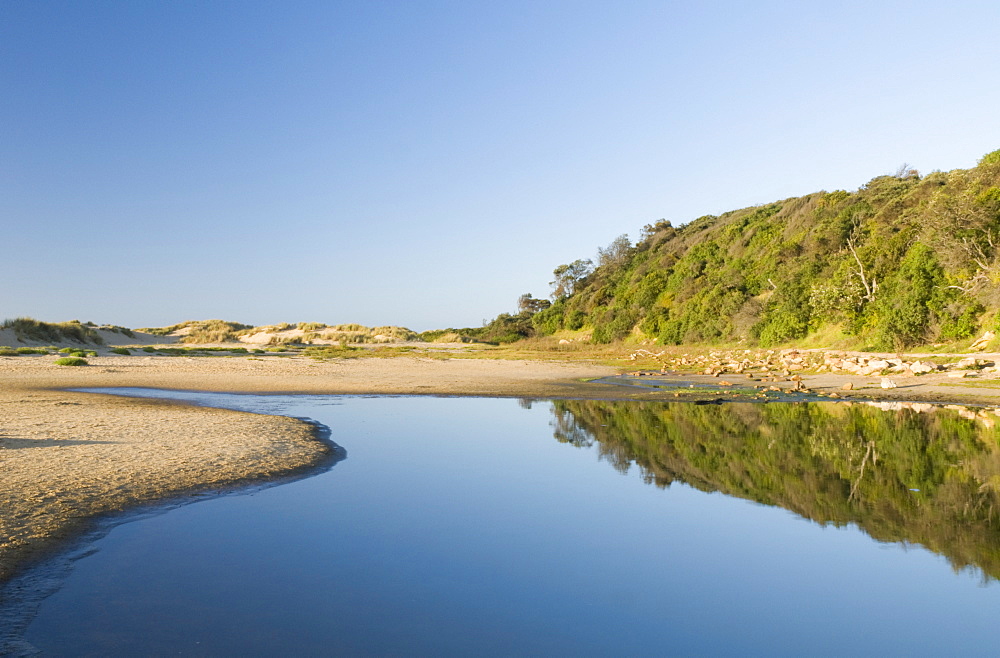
(5, 351), (1000, 584)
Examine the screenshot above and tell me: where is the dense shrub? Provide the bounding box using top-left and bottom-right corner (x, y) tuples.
(54, 357), (88, 366)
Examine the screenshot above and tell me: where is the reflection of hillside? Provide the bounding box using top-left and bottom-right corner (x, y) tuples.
(550, 400), (1000, 581)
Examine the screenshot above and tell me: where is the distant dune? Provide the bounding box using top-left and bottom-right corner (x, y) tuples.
(0, 318), (420, 350)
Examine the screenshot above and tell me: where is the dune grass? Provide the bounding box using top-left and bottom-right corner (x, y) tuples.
(136, 319), (254, 343)
(54, 357), (88, 366)
(2, 317), (104, 345)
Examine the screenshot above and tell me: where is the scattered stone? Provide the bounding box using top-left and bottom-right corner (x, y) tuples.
(910, 361), (937, 375)
(841, 382), (853, 391)
(881, 378), (897, 389)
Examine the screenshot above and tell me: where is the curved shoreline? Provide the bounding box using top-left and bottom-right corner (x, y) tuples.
(0, 416), (345, 656)
(0, 394), (335, 585)
(0, 355), (620, 590)
(4, 353), (1000, 592)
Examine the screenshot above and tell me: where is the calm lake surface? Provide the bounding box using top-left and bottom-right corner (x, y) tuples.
(13, 391), (1000, 655)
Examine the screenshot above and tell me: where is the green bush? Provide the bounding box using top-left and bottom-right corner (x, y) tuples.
(979, 149), (1000, 166)
(110, 347), (131, 355)
(15, 347), (47, 354)
(938, 303), (983, 341)
(565, 309), (587, 331)
(54, 357), (88, 366)
(142, 346), (156, 353)
(870, 244), (944, 350)
(0, 347), (16, 356)
(592, 310), (637, 343)
(478, 312), (536, 344)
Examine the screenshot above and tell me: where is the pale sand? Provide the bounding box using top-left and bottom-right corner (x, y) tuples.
(6, 351), (1000, 584)
(0, 354), (617, 583)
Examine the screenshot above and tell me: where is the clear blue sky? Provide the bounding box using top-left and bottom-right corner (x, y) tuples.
(3, 1), (999, 330)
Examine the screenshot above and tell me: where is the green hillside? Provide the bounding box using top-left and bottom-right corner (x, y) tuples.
(519, 149), (1000, 350)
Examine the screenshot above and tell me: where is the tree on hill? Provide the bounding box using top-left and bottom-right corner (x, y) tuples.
(517, 294), (551, 315)
(550, 259), (593, 299)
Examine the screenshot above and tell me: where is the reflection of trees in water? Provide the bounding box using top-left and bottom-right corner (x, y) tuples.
(549, 399), (1000, 582)
(550, 406), (595, 449)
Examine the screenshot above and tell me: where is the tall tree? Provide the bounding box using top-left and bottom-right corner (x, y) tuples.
(550, 259), (593, 299)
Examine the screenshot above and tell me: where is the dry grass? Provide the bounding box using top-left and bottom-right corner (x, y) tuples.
(2, 318), (104, 345)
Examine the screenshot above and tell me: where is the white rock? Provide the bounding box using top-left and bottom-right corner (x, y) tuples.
(881, 378), (897, 389)
(971, 331), (995, 350)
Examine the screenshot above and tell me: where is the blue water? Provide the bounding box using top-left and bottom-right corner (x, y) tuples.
(12, 392), (1000, 655)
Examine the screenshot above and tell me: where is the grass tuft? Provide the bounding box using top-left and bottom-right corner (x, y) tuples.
(54, 357), (88, 366)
